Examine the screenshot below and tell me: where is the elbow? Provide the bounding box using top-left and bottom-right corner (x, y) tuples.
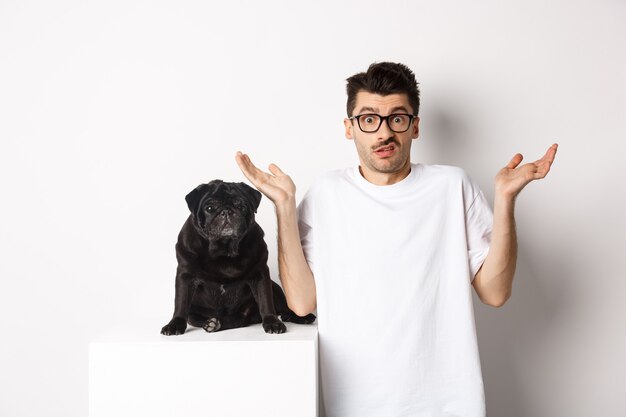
(288, 300), (316, 317)
(281, 271), (317, 317)
(486, 299), (506, 308)
(483, 291), (511, 308)
(290, 306), (315, 317)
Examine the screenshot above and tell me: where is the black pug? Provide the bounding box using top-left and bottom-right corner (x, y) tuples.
(161, 180), (316, 335)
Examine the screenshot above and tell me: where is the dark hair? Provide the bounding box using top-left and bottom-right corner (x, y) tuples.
(346, 62), (420, 118)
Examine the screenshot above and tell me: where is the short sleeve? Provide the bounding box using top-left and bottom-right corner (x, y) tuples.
(465, 184), (493, 281)
(296, 190), (315, 272)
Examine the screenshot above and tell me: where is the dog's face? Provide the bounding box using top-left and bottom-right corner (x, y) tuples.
(185, 180), (262, 253)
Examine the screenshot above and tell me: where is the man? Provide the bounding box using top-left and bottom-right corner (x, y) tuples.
(235, 62), (557, 417)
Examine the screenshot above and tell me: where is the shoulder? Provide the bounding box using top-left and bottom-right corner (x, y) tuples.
(316, 167), (351, 184)
(304, 167), (351, 195)
(418, 163), (473, 183)
(418, 163), (484, 201)
(297, 167), (346, 211)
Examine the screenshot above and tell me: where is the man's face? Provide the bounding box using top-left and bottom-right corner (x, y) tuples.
(344, 91), (420, 175)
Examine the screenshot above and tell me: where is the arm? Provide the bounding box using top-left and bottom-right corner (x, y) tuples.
(472, 143), (558, 307)
(275, 199), (317, 316)
(471, 195), (516, 307)
(235, 152), (316, 316)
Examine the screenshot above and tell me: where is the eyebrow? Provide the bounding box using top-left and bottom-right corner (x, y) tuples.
(357, 105), (410, 114)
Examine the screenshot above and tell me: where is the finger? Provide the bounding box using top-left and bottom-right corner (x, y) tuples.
(235, 151), (250, 168)
(268, 163), (284, 176)
(536, 143), (558, 164)
(235, 152), (266, 183)
(236, 152), (260, 175)
(235, 151), (255, 178)
(547, 143), (558, 162)
(532, 144), (559, 178)
(235, 151), (246, 170)
(534, 153), (557, 179)
(506, 153), (523, 169)
(536, 158), (555, 178)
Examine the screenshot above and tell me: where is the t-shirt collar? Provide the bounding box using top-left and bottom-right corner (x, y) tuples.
(351, 163), (422, 195)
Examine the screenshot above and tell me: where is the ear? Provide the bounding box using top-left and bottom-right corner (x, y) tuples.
(185, 180), (223, 213)
(411, 116), (420, 139)
(237, 182), (262, 213)
(344, 117), (354, 140)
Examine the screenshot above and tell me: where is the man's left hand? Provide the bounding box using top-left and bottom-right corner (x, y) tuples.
(495, 143), (558, 200)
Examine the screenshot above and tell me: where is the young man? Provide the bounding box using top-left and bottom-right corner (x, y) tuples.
(235, 62), (557, 417)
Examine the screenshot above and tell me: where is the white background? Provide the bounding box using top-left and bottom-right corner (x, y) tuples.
(1, 1), (625, 416)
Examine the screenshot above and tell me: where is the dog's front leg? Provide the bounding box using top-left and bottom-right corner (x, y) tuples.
(249, 266), (287, 334)
(161, 271), (196, 335)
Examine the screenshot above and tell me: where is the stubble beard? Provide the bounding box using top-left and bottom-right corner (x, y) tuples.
(356, 140), (409, 174)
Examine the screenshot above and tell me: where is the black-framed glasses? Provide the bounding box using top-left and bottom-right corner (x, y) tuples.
(348, 113), (417, 133)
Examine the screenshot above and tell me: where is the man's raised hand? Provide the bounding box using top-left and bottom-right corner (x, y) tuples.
(235, 151), (296, 205)
(495, 143), (558, 200)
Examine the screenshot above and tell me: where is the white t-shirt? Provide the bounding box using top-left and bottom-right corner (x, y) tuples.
(296, 162), (493, 417)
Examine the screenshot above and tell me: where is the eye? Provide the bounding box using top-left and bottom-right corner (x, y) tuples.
(204, 205), (214, 213)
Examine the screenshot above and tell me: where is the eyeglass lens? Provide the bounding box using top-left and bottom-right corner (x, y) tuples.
(358, 114), (412, 133)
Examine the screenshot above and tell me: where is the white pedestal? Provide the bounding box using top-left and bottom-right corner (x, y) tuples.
(89, 320), (319, 417)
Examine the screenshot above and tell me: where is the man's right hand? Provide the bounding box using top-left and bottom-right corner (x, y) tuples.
(235, 151), (296, 205)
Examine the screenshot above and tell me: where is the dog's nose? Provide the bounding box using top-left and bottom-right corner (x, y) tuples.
(220, 208), (233, 217)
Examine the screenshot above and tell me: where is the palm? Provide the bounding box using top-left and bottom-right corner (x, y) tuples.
(495, 144), (558, 198)
(235, 152), (295, 204)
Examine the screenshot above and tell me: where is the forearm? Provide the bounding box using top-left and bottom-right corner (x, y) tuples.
(475, 195), (517, 306)
(473, 144), (557, 306)
(275, 198), (317, 316)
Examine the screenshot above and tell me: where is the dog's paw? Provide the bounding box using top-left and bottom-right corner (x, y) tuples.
(202, 318), (221, 333)
(262, 316), (287, 334)
(161, 317), (187, 336)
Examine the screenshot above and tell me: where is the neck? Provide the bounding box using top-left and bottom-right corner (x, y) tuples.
(358, 161), (412, 186)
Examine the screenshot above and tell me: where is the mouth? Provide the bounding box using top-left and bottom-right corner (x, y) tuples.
(217, 219), (236, 236)
(220, 226), (235, 236)
(374, 144), (396, 158)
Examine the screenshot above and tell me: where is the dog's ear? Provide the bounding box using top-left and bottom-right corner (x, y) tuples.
(185, 180), (223, 214)
(237, 182), (262, 213)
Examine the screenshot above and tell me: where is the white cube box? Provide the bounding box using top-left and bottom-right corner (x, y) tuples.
(89, 320), (319, 417)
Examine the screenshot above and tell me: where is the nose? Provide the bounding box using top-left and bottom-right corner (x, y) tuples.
(377, 117), (394, 139)
(220, 208), (233, 217)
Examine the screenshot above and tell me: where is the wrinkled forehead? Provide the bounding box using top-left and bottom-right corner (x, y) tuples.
(354, 91), (413, 115)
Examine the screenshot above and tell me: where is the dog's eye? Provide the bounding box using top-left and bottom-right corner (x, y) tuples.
(204, 206), (214, 213)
